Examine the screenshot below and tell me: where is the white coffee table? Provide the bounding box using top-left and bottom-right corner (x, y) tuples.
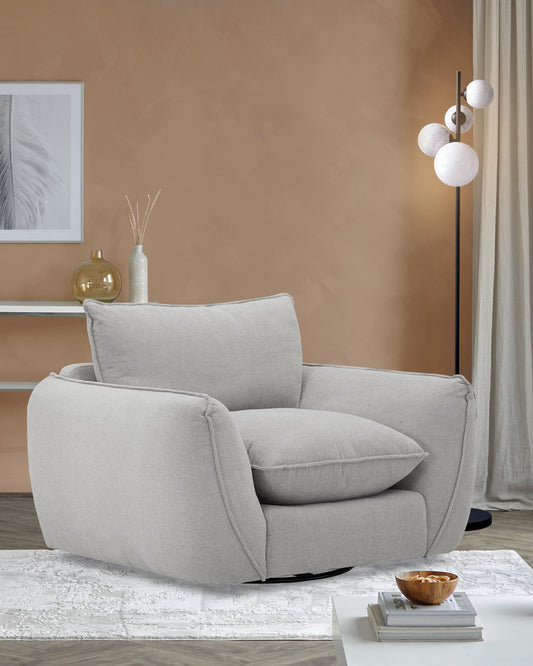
(332, 595), (532, 665)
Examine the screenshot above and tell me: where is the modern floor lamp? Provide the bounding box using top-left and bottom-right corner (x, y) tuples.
(417, 70), (494, 531)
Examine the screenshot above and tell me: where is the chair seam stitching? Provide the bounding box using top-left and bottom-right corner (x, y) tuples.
(85, 293), (290, 309)
(426, 388), (474, 554)
(85, 312), (103, 382)
(204, 399), (266, 581)
(302, 362), (469, 382)
(250, 451), (427, 470)
(50, 373), (211, 399)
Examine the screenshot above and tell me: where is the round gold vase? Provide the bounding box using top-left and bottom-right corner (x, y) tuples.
(72, 249), (122, 303)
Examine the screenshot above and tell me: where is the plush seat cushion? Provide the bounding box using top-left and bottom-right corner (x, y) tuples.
(84, 294), (302, 411)
(231, 408), (427, 505)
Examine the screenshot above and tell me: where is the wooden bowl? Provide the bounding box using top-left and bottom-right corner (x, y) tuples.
(395, 570), (458, 605)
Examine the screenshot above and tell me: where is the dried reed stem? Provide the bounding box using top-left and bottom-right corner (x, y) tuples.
(125, 189), (162, 245)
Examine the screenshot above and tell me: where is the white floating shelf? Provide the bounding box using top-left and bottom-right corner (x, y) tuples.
(0, 301), (86, 391)
(0, 301), (85, 317)
(0, 381), (38, 391)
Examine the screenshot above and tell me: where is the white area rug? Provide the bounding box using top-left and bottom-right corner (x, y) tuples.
(0, 549), (532, 639)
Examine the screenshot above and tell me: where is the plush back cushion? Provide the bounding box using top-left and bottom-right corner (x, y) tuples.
(231, 408), (427, 505)
(84, 294), (302, 411)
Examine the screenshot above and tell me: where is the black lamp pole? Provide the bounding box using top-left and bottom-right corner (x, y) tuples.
(453, 69), (492, 531)
(454, 70), (462, 376)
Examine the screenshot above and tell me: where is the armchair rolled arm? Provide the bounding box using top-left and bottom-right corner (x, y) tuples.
(28, 373), (267, 583)
(300, 364), (476, 555)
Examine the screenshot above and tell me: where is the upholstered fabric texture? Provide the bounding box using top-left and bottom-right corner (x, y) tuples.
(28, 289), (477, 584)
(263, 489), (427, 578)
(28, 360), (475, 583)
(28, 374), (267, 584)
(59, 363), (97, 382)
(83, 294), (302, 411)
(231, 408), (427, 505)
(300, 364), (476, 556)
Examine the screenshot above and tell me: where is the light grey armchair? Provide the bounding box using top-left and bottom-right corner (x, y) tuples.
(27, 294), (476, 584)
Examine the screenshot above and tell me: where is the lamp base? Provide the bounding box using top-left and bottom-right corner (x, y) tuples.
(246, 566), (354, 584)
(465, 508), (492, 531)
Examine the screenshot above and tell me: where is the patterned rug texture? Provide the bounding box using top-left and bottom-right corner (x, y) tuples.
(0, 549), (531, 639)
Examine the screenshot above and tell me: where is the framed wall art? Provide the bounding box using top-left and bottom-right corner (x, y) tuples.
(0, 82), (83, 243)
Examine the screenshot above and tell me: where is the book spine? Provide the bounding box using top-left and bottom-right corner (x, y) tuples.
(385, 613), (477, 627)
(377, 596), (389, 626)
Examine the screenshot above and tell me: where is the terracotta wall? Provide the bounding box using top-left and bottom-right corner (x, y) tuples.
(0, 0), (473, 491)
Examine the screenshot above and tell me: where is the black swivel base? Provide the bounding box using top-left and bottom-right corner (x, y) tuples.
(465, 508), (492, 531)
(246, 566), (354, 584)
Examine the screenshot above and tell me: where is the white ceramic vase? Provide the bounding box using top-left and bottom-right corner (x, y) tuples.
(129, 244), (148, 303)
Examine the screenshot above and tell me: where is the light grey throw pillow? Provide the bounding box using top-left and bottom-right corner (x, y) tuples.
(84, 294), (302, 411)
(231, 408), (427, 505)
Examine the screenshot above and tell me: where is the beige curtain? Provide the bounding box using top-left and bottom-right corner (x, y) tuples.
(473, 0), (533, 509)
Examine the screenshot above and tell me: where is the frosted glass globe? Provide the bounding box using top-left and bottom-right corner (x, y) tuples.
(417, 123), (451, 157)
(434, 142), (479, 187)
(465, 80), (494, 108)
(444, 105), (473, 133)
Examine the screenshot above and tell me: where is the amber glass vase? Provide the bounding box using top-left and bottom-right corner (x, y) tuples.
(72, 249), (122, 303)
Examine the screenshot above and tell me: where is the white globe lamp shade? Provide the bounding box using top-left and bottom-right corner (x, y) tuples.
(465, 80), (494, 108)
(444, 104), (473, 133)
(434, 142), (479, 187)
(418, 123), (451, 157)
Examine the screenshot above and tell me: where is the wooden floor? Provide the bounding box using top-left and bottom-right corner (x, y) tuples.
(0, 497), (531, 665)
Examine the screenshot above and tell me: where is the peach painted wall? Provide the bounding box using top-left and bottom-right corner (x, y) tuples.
(0, 0), (473, 491)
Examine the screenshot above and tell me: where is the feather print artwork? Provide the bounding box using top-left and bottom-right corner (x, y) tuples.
(0, 94), (63, 230)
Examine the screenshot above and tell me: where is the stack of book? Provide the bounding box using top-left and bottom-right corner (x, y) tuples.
(367, 591), (483, 642)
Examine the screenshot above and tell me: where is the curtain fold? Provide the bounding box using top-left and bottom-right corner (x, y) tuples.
(473, 0), (533, 509)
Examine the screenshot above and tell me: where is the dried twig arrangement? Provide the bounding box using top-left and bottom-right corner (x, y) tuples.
(125, 189), (161, 245)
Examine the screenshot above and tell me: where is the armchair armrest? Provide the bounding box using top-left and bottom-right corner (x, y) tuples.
(59, 363), (96, 382)
(300, 364), (476, 555)
(28, 373), (267, 583)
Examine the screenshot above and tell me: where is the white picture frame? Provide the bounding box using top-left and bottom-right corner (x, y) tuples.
(0, 81), (83, 243)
